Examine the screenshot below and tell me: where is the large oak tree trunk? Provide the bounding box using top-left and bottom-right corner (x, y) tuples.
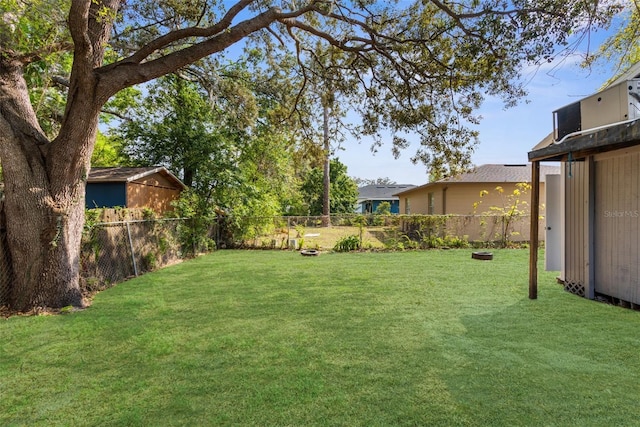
(0, 61), (95, 311)
(3, 174), (87, 310)
(0, 0), (241, 311)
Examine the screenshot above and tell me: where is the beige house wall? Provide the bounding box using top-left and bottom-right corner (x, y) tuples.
(397, 181), (547, 242)
(398, 184), (445, 215)
(400, 182), (546, 215)
(133, 173), (178, 188)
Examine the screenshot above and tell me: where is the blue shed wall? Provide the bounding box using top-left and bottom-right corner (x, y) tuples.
(372, 200), (400, 214)
(86, 183), (127, 208)
(362, 199), (400, 214)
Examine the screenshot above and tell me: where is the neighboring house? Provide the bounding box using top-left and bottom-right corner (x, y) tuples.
(394, 164), (559, 215)
(356, 184), (416, 214)
(528, 64), (640, 305)
(86, 167), (186, 214)
(394, 164), (560, 241)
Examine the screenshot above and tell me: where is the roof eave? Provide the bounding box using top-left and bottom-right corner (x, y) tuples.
(528, 120), (640, 162)
(88, 167), (188, 189)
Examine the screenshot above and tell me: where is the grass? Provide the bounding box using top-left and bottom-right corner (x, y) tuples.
(300, 225), (387, 249)
(268, 225), (388, 249)
(2, 249), (640, 426)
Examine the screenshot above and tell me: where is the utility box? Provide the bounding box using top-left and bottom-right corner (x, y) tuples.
(288, 239), (298, 250)
(581, 79), (640, 129)
(554, 100), (581, 141)
(553, 79), (640, 141)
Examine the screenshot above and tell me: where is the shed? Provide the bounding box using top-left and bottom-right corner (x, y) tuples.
(356, 184), (415, 214)
(86, 167), (186, 214)
(528, 89), (640, 303)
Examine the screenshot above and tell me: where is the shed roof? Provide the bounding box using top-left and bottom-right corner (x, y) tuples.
(357, 184), (416, 201)
(394, 164), (560, 196)
(529, 61), (640, 162)
(606, 62), (640, 88)
(528, 120), (640, 162)
(88, 167), (187, 189)
(530, 132), (555, 152)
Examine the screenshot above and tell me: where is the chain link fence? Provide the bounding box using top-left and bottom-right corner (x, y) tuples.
(224, 213), (543, 250)
(0, 218), (217, 307)
(0, 213), (542, 308)
(80, 219), (187, 295)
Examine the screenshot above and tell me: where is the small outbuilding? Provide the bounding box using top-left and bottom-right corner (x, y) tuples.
(86, 167), (186, 214)
(528, 66), (640, 303)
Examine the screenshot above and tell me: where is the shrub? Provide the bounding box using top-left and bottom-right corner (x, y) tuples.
(446, 235), (470, 248)
(171, 190), (217, 255)
(334, 235), (361, 252)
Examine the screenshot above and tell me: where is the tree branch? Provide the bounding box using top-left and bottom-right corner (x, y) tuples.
(87, 0), (120, 67)
(97, 6), (288, 98)
(430, 0), (564, 20)
(68, 0), (92, 63)
(121, 0), (255, 65)
(14, 42), (74, 65)
(100, 109), (132, 122)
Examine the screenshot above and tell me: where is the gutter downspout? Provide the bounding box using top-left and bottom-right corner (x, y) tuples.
(442, 186), (448, 215)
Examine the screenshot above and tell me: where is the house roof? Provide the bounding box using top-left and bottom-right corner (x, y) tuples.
(88, 167), (187, 189)
(394, 164), (560, 196)
(357, 184), (416, 201)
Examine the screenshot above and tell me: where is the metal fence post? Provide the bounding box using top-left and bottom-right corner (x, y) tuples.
(125, 221), (138, 277)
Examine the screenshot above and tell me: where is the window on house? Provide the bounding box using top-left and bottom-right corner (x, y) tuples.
(404, 197), (410, 214)
(428, 192), (435, 215)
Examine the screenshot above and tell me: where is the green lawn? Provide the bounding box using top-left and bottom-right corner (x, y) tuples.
(2, 249), (640, 426)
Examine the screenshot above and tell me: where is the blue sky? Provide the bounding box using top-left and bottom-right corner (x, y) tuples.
(340, 44), (619, 185)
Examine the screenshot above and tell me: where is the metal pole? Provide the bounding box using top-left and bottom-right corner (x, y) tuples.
(126, 221), (139, 277)
(322, 100), (331, 227)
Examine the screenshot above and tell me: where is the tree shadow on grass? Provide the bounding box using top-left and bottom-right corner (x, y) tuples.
(435, 294), (640, 426)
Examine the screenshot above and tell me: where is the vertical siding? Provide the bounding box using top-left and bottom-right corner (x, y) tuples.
(127, 182), (182, 214)
(127, 172), (184, 214)
(563, 161), (589, 289)
(594, 148), (640, 303)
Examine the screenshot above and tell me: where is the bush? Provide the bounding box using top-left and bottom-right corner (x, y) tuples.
(334, 235), (361, 252)
(171, 190), (217, 255)
(446, 235), (470, 248)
